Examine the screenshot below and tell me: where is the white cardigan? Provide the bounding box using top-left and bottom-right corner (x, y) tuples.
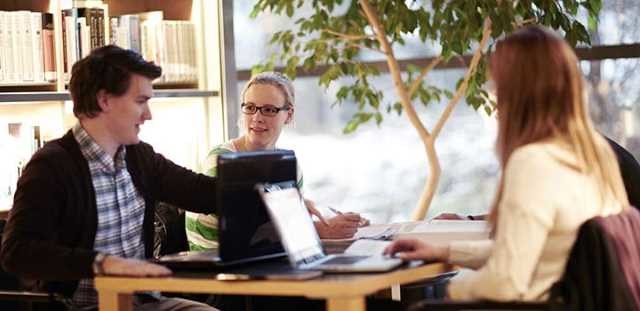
(447, 140), (624, 301)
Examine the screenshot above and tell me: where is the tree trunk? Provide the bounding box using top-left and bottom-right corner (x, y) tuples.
(359, 0), (493, 220)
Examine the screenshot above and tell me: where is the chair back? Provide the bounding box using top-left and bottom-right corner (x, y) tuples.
(550, 207), (640, 311)
(154, 202), (188, 258)
(595, 207), (640, 306)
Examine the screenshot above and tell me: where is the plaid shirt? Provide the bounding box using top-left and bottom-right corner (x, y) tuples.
(71, 123), (146, 307)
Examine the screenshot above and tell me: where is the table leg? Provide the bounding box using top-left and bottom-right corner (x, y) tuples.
(327, 297), (365, 311)
(98, 290), (133, 311)
(391, 284), (401, 301)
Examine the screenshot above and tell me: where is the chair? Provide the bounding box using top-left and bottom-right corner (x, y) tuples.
(410, 207), (640, 311)
(0, 219), (77, 311)
(153, 202), (189, 258)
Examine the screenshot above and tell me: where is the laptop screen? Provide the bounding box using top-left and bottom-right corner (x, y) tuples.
(216, 150), (296, 262)
(258, 185), (324, 266)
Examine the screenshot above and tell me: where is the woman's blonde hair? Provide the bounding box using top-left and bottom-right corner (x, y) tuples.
(241, 71), (295, 108)
(487, 26), (628, 231)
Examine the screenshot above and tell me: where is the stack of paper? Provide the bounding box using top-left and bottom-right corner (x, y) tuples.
(322, 220), (490, 254)
(392, 220), (490, 245)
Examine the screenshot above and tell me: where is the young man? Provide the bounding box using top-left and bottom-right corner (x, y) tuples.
(0, 45), (217, 310)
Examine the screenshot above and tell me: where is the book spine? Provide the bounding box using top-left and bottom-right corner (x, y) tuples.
(74, 9), (82, 63)
(62, 9), (71, 81)
(188, 23), (196, 82)
(97, 8), (104, 48)
(109, 17), (118, 45)
(0, 11), (5, 83)
(10, 12), (23, 82)
(79, 17), (90, 58)
(21, 11), (34, 81)
(89, 9), (97, 50)
(42, 13), (56, 82)
(32, 12), (44, 82)
(129, 15), (140, 53)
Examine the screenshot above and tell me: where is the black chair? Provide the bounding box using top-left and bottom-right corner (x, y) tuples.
(410, 207), (640, 311)
(0, 219), (77, 311)
(153, 202), (189, 258)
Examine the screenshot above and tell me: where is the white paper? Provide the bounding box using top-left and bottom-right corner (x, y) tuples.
(354, 224), (396, 240)
(343, 239), (391, 256)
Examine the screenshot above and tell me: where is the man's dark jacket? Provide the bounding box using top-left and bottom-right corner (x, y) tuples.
(0, 131), (216, 297)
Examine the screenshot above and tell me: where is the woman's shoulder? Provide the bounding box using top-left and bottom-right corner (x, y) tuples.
(208, 141), (237, 156)
(509, 139), (576, 169)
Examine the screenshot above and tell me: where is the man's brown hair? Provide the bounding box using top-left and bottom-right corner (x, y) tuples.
(69, 45), (162, 118)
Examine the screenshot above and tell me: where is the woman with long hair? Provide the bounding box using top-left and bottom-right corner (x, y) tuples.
(385, 26), (628, 301)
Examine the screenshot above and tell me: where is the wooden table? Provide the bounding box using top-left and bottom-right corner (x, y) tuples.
(95, 262), (451, 311)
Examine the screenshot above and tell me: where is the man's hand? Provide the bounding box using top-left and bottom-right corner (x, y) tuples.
(383, 238), (450, 261)
(314, 213), (362, 239)
(101, 255), (172, 277)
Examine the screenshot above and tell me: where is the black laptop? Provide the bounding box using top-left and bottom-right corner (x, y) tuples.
(155, 150), (297, 270)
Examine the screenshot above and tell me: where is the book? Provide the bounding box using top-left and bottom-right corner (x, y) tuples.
(42, 13), (56, 82)
(10, 12), (23, 82)
(20, 11), (34, 81)
(0, 11), (6, 82)
(31, 12), (44, 82)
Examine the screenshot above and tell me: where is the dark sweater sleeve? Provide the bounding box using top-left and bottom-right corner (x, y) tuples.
(1, 157), (96, 281)
(140, 144), (217, 215)
(606, 137), (640, 209)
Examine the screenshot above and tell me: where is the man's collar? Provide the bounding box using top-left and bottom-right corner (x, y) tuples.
(72, 123), (126, 172)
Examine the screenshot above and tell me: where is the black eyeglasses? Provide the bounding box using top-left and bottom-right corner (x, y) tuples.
(241, 103), (291, 117)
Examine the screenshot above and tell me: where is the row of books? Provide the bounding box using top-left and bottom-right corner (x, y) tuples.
(62, 7), (107, 81)
(0, 7), (197, 85)
(111, 12), (198, 84)
(0, 11), (56, 84)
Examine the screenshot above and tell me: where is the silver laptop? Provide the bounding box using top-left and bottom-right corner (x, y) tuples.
(257, 182), (402, 272)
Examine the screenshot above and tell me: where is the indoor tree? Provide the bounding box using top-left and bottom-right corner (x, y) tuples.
(251, 0), (601, 220)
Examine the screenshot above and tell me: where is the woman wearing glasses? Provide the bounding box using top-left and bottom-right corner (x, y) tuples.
(186, 71), (367, 252)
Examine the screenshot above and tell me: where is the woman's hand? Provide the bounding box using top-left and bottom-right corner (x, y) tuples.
(383, 238), (450, 261)
(433, 213), (466, 220)
(314, 213), (362, 239)
(304, 198), (330, 226)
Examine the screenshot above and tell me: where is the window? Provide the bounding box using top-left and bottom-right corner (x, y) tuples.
(232, 0), (640, 222)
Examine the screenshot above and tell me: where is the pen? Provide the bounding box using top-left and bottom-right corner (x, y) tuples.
(329, 207), (370, 227)
(328, 206), (343, 215)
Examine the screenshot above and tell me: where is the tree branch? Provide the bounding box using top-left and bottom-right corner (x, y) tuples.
(513, 17), (536, 28)
(408, 57), (442, 98)
(432, 17), (493, 140)
(359, 0), (431, 140)
(345, 42), (385, 54)
(323, 28), (375, 41)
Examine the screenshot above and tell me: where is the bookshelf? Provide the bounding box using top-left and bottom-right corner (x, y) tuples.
(0, 0), (229, 213)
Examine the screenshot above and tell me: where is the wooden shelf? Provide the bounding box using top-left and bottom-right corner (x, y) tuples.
(0, 89), (218, 103)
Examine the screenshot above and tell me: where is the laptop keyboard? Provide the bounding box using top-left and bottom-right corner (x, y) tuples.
(322, 255), (368, 265)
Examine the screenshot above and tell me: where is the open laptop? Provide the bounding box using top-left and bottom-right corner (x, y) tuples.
(155, 150), (296, 270)
(257, 182), (403, 272)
